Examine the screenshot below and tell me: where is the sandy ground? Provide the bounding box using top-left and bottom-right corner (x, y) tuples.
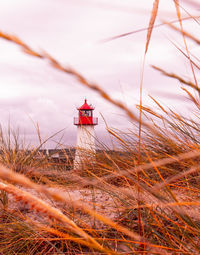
(4, 186), (121, 228)
(3, 182), (199, 229)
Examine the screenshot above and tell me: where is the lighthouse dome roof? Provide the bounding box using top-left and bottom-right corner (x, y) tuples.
(78, 99), (94, 110)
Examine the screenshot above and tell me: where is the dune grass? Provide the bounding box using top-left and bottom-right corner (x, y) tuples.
(0, 0), (200, 254)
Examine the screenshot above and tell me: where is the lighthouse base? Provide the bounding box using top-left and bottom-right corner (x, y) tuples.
(73, 125), (96, 169)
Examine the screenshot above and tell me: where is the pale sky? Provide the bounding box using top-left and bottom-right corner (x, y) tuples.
(0, 0), (199, 148)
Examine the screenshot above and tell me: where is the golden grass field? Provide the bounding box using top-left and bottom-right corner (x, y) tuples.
(0, 0), (200, 254)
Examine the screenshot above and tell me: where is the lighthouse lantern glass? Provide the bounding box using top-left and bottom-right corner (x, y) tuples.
(80, 110), (92, 117)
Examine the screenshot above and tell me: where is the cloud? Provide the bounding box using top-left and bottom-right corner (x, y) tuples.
(0, 0), (198, 148)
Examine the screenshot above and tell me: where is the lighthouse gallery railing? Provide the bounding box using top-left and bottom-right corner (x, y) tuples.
(74, 117), (98, 125)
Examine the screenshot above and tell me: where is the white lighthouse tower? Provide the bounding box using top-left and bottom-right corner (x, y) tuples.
(73, 99), (98, 168)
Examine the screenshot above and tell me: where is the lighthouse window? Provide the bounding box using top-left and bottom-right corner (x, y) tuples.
(80, 110), (91, 117)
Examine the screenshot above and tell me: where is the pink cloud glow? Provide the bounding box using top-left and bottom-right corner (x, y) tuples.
(0, 0), (199, 148)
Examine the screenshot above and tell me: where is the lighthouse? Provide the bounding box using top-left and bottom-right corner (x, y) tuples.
(73, 99), (98, 168)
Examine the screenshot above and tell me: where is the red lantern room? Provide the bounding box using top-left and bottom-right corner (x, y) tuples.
(74, 99), (98, 125)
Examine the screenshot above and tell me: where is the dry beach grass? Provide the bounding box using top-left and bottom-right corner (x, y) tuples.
(0, 0), (200, 254)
